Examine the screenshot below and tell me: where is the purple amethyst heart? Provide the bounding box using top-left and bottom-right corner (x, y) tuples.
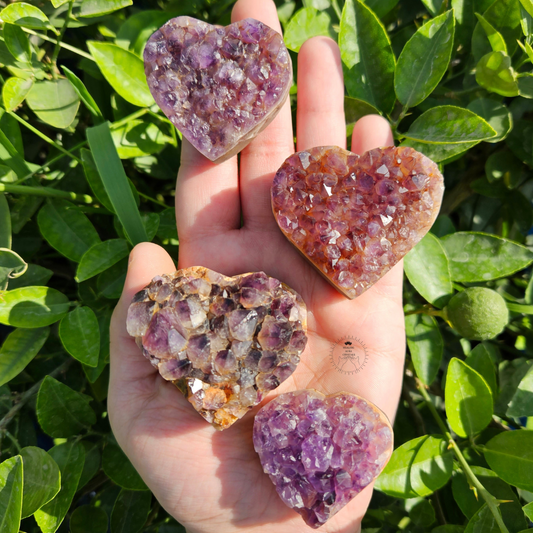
(253, 390), (393, 528)
(144, 16), (292, 163)
(126, 267), (307, 430)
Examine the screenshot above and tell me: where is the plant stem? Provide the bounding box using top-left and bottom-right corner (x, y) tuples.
(0, 183), (95, 204)
(416, 379), (510, 533)
(331, 0), (342, 20)
(51, 0), (74, 79)
(7, 112), (82, 164)
(137, 191), (168, 208)
(0, 360), (72, 431)
(23, 28), (95, 61)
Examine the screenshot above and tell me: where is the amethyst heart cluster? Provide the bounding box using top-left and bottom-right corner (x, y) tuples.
(144, 16), (292, 163)
(126, 267), (307, 430)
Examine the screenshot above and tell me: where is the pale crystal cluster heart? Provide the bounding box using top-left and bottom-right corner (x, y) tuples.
(271, 146), (445, 299)
(253, 390), (393, 528)
(126, 267), (307, 430)
(144, 16), (292, 162)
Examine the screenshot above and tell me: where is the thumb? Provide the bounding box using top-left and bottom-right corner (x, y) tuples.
(109, 242), (176, 392)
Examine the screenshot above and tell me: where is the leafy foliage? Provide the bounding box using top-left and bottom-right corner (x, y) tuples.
(0, 1), (532, 532)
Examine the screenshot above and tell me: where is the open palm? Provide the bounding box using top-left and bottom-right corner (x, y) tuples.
(109, 1), (406, 531)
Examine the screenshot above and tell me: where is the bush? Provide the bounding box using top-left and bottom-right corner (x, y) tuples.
(0, 0), (533, 532)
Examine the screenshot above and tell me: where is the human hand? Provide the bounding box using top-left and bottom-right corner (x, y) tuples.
(109, 1), (406, 531)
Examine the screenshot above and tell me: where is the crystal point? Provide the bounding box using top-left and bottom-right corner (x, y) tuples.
(271, 146), (444, 299)
(144, 17), (292, 163)
(126, 267), (307, 430)
(253, 390), (393, 528)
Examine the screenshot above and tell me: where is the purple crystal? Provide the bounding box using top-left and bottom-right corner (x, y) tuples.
(253, 390), (393, 528)
(144, 17), (292, 163)
(126, 267), (307, 430)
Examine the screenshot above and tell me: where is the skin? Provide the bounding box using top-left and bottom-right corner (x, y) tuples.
(109, 1), (406, 531)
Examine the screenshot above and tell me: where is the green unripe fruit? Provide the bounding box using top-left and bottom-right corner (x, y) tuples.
(445, 287), (509, 341)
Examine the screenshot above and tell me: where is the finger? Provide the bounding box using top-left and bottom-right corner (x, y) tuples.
(231, 0), (294, 231)
(175, 128), (240, 246)
(109, 242), (176, 389)
(351, 114), (393, 155)
(296, 36), (346, 151)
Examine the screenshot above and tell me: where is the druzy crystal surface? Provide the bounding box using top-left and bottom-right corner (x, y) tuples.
(126, 267), (307, 430)
(144, 17), (292, 163)
(253, 390), (393, 528)
(271, 146), (444, 299)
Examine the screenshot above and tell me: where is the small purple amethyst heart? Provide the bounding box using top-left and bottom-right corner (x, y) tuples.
(144, 16), (292, 163)
(253, 390), (393, 528)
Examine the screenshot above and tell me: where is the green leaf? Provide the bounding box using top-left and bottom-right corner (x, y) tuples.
(81, 149), (114, 212)
(345, 96), (381, 136)
(26, 80), (80, 130)
(406, 313), (443, 386)
(112, 120), (172, 159)
(472, 0), (521, 59)
(110, 489), (151, 533)
(441, 232), (533, 282)
(0, 327), (48, 387)
(20, 447), (60, 518)
(70, 506), (108, 533)
(465, 343), (498, 400)
(475, 13), (507, 52)
(0, 248), (27, 290)
(464, 505), (499, 533)
(61, 66), (103, 122)
(102, 442), (147, 491)
(77, 440), (102, 489)
(2, 77), (33, 112)
(507, 364), (533, 417)
(452, 0), (476, 46)
(0, 286), (69, 327)
(403, 106), (496, 144)
(51, 0), (69, 7)
(0, 3), (55, 33)
(364, 0), (399, 18)
(421, 0), (444, 16)
(524, 501), (533, 521)
(0, 128), (32, 179)
(59, 307), (100, 367)
(3, 24), (31, 64)
(35, 442), (85, 533)
(83, 309), (111, 384)
(518, 72), (533, 98)
(452, 465), (527, 530)
(8, 264), (53, 290)
(401, 138), (477, 162)
(0, 456), (23, 533)
(156, 208), (178, 243)
(339, 0), (396, 113)
(36, 376), (96, 437)
(76, 239), (130, 283)
(375, 435), (426, 498)
(79, 0), (132, 17)
(521, 0), (533, 18)
(87, 42), (153, 107)
(518, 39), (533, 62)
(520, 2), (533, 34)
(284, 7), (332, 52)
(484, 430), (533, 491)
(467, 99), (512, 143)
(445, 357), (493, 437)
(37, 200), (101, 262)
(96, 258), (127, 299)
(404, 233), (453, 307)
(395, 10), (455, 109)
(0, 194), (10, 249)
(114, 213), (159, 242)
(115, 10), (175, 56)
(87, 122), (148, 245)
(476, 51), (519, 97)
(496, 358), (532, 416)
(507, 119), (533, 165)
(409, 435), (454, 497)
